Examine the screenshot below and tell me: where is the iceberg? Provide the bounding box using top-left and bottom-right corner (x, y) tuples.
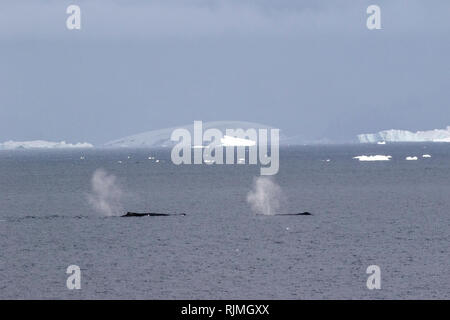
(220, 135), (256, 147)
(0, 140), (94, 150)
(433, 137), (450, 142)
(105, 121), (285, 148)
(405, 156), (418, 161)
(353, 155), (392, 161)
(358, 126), (450, 143)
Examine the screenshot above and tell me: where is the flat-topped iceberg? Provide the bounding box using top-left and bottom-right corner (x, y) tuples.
(0, 140), (94, 150)
(358, 126), (450, 143)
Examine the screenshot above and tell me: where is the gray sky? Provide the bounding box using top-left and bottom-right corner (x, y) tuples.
(1, 0), (449, 144)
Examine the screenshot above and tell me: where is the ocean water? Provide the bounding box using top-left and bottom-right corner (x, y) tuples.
(0, 144), (449, 299)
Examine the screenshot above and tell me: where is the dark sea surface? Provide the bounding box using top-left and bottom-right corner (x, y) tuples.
(1, 144), (449, 299)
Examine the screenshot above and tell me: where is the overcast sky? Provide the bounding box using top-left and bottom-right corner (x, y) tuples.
(1, 0), (449, 144)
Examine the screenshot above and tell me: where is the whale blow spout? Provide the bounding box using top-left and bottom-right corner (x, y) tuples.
(122, 212), (187, 217)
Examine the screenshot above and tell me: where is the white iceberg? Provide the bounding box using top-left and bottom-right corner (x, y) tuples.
(405, 156), (418, 161)
(358, 126), (450, 143)
(353, 155), (392, 161)
(220, 135), (256, 147)
(377, 141), (386, 145)
(104, 121), (286, 148)
(433, 137), (450, 142)
(422, 154), (432, 158)
(0, 140), (94, 150)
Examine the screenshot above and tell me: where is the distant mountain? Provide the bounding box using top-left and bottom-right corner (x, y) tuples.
(0, 140), (93, 150)
(358, 126), (450, 143)
(105, 121), (291, 148)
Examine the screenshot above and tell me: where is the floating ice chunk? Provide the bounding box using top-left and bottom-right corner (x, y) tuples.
(406, 156), (418, 161)
(220, 135), (256, 147)
(353, 155), (392, 161)
(422, 154), (432, 158)
(204, 159), (215, 164)
(377, 141), (386, 145)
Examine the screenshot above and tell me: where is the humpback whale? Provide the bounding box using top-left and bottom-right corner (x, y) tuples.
(122, 212), (186, 217)
(276, 212), (312, 216)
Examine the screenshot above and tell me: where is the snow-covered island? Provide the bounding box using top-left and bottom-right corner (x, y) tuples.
(358, 126), (450, 143)
(0, 140), (94, 150)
